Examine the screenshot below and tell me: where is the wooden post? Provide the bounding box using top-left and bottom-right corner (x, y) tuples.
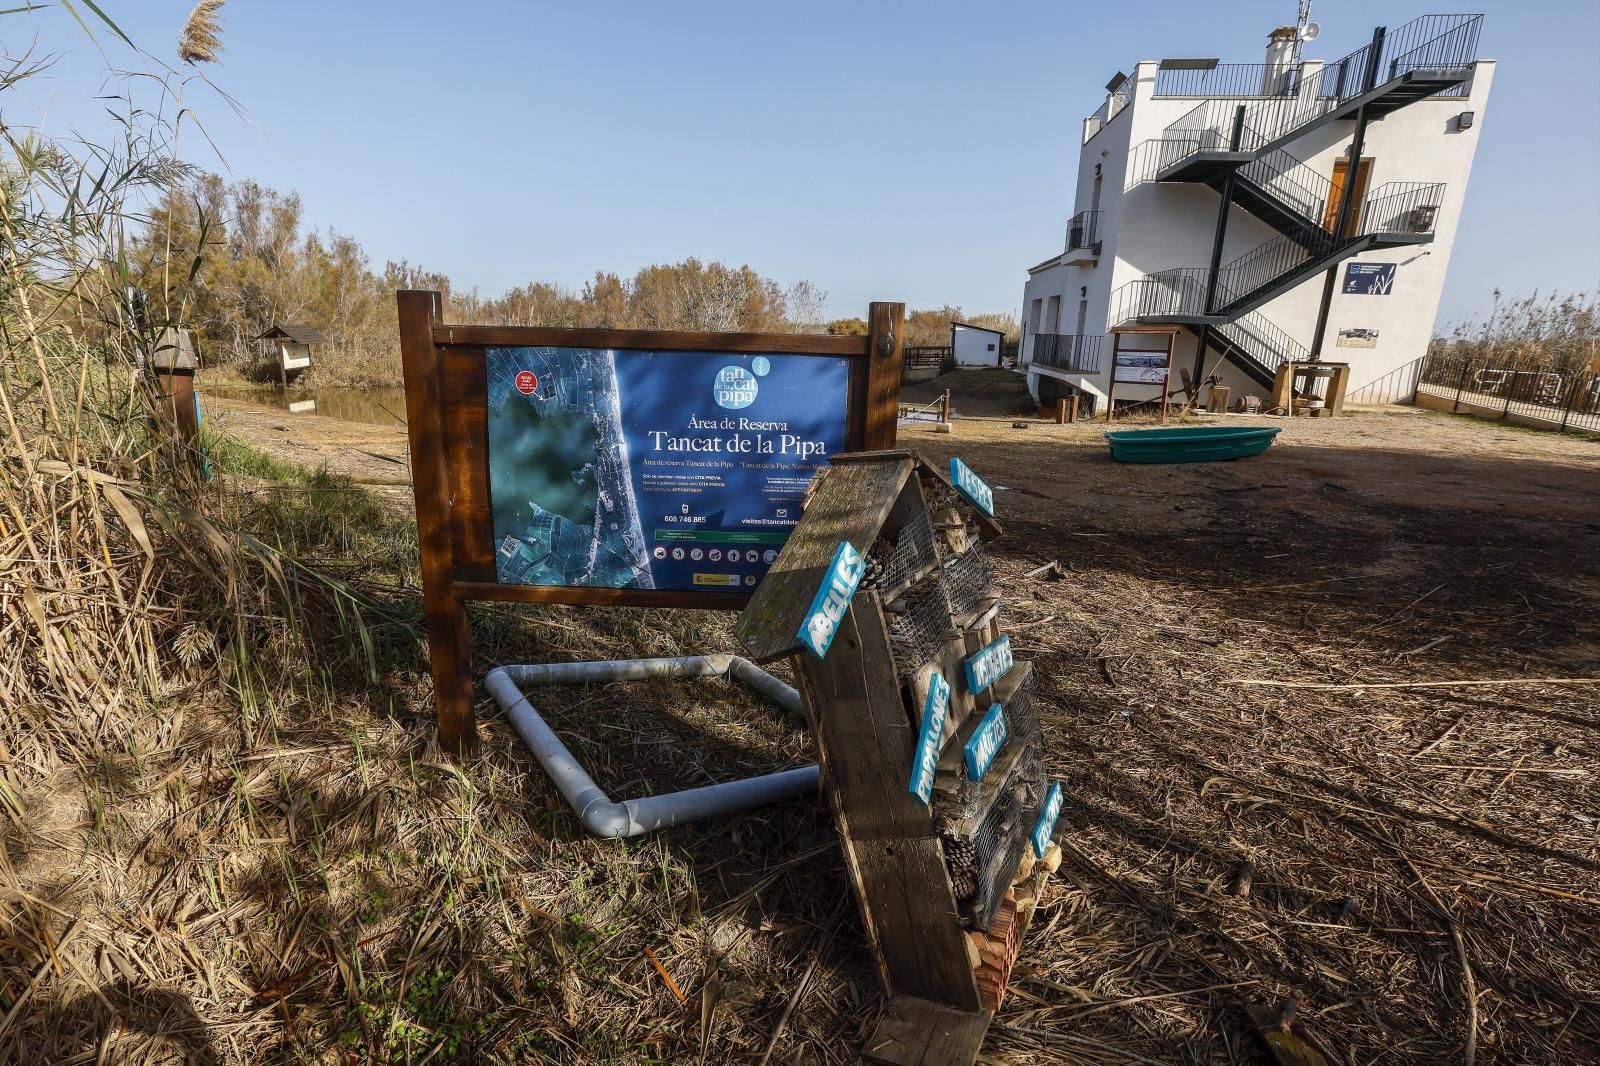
(796, 596), (983, 1010)
(1271, 361), (1296, 415)
(941, 389), (951, 424)
(398, 290), (477, 756)
(1325, 364), (1351, 418)
(1159, 334), (1173, 424)
(1105, 333), (1121, 422)
(1054, 398), (1067, 424)
(863, 303), (907, 449)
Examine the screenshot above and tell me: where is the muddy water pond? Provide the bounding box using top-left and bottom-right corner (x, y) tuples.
(202, 385), (409, 428)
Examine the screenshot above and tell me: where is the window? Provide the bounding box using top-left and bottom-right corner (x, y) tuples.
(1046, 295), (1061, 333)
(986, 342), (996, 352)
(1029, 299), (1042, 333)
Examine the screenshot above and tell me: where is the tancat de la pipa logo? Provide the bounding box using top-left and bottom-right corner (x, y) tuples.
(908, 672), (950, 805)
(963, 702), (1008, 780)
(963, 635), (1013, 695)
(798, 541), (865, 658)
(1031, 780), (1064, 857)
(713, 357), (771, 410)
(949, 457), (995, 518)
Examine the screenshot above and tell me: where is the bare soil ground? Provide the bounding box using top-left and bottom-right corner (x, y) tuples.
(19, 390), (1595, 1064)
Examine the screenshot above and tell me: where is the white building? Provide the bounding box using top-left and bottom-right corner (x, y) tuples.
(952, 321), (1005, 366)
(1020, 14), (1494, 414)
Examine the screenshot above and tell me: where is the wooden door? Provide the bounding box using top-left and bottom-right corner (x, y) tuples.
(1322, 158), (1373, 236)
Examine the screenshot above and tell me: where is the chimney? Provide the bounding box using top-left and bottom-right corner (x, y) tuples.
(1262, 26), (1298, 95)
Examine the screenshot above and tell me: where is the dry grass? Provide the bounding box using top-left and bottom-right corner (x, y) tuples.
(8, 404), (1597, 1062)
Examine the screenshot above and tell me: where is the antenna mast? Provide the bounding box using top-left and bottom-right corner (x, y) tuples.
(1293, 0), (1314, 65)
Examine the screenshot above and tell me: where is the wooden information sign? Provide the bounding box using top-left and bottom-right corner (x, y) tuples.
(1105, 325), (1179, 422)
(396, 291), (905, 752)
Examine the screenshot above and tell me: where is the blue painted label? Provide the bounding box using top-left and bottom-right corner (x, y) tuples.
(963, 703), (1008, 780)
(963, 635), (1013, 695)
(797, 540), (866, 658)
(949, 457), (995, 517)
(908, 673), (950, 805)
(1031, 780), (1064, 857)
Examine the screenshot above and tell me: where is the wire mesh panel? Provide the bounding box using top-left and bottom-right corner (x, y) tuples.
(886, 577), (956, 680)
(864, 508), (940, 598)
(1005, 671), (1040, 741)
(943, 541), (995, 622)
(965, 787), (1031, 931)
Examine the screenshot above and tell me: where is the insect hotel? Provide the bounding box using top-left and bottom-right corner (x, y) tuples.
(735, 449), (1064, 1065)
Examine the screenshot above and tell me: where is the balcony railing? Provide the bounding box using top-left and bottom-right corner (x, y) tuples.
(1031, 334), (1103, 374)
(1358, 181), (1446, 237)
(1153, 62), (1301, 98)
(1066, 210), (1102, 252)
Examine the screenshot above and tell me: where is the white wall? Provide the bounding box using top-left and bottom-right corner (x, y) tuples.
(953, 325), (1003, 366)
(1019, 50), (1496, 407)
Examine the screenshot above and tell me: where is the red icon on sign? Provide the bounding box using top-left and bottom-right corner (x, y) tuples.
(515, 371), (539, 395)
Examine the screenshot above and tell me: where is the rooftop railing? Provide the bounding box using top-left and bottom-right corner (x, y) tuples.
(1153, 62), (1301, 98)
(1161, 14), (1483, 158)
(1082, 78), (1135, 144)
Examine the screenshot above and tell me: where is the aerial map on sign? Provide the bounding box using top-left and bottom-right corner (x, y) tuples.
(486, 346), (848, 593)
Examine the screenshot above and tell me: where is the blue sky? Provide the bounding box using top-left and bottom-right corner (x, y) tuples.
(12, 0), (1600, 326)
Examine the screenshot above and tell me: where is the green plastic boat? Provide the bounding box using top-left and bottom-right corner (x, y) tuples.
(1104, 425), (1282, 464)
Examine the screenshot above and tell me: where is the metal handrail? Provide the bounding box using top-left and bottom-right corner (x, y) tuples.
(1082, 79), (1135, 144)
(1159, 15), (1482, 165)
(1217, 181), (1446, 311)
(1066, 210), (1102, 251)
(1153, 63), (1301, 98)
(1237, 143), (1333, 225)
(1359, 181), (1446, 236)
(1108, 272), (1311, 378)
(1031, 333), (1104, 373)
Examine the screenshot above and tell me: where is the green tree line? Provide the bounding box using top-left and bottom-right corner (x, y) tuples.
(135, 174), (1018, 387)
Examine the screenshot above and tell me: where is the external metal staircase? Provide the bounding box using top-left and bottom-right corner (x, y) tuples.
(1107, 14), (1481, 391)
(1157, 14), (1482, 180)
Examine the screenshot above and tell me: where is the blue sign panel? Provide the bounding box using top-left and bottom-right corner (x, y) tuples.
(963, 635), (1013, 695)
(485, 348), (848, 592)
(963, 703), (1008, 781)
(908, 673), (951, 805)
(1031, 780), (1064, 857)
(797, 541), (866, 658)
(1343, 262), (1395, 295)
(949, 457), (995, 518)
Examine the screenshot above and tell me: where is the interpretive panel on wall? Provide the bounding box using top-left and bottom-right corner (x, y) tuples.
(1343, 262), (1395, 295)
(1112, 348), (1170, 385)
(485, 347), (848, 593)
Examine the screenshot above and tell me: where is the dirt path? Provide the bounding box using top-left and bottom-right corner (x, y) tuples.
(206, 395), (414, 502)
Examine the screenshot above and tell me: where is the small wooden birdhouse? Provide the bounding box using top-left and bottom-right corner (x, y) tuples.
(736, 449), (1062, 1065)
(256, 323), (328, 385)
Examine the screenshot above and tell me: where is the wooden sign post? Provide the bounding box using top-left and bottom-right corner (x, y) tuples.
(1105, 325), (1179, 423)
(395, 291), (904, 754)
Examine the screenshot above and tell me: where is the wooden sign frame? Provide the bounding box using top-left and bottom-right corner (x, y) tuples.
(396, 290), (905, 752)
(1104, 325), (1179, 423)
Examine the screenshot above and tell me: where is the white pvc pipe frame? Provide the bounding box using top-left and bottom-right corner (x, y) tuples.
(484, 655), (819, 839)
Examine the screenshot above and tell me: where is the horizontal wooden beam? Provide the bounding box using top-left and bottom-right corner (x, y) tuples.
(433, 323), (870, 356)
(451, 581), (749, 611)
